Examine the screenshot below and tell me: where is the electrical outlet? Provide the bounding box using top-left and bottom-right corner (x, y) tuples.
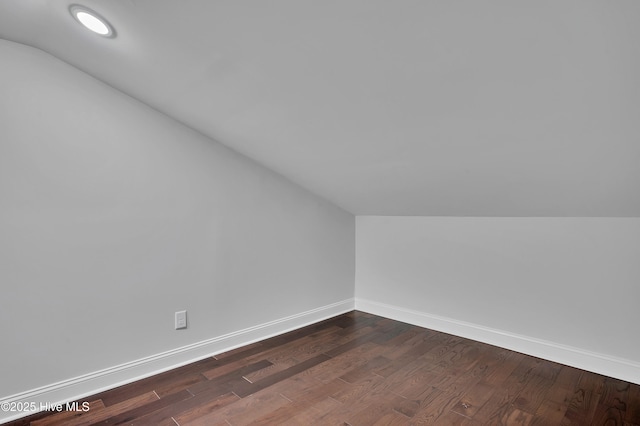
(175, 310), (187, 330)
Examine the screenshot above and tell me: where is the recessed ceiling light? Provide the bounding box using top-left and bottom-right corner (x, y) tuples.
(69, 5), (115, 38)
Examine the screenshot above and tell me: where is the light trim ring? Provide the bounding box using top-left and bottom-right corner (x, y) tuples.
(69, 5), (116, 38)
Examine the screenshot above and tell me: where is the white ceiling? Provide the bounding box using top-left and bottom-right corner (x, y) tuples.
(1, 0), (639, 216)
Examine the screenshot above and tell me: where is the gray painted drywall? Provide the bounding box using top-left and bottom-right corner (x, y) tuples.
(3, 1), (639, 217)
(0, 40), (354, 398)
(356, 216), (640, 362)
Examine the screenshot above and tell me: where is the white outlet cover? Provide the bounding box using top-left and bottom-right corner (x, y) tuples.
(175, 310), (187, 330)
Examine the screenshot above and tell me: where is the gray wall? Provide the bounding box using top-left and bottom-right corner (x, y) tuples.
(0, 40), (355, 398)
(356, 216), (640, 382)
(2, 29), (639, 412)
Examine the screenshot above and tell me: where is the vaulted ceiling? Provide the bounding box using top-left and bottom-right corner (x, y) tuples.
(1, 1), (639, 216)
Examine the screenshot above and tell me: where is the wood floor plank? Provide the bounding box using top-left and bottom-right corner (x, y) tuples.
(454, 353), (537, 424)
(433, 410), (479, 425)
(560, 371), (607, 425)
(68, 394), (158, 426)
(381, 326), (433, 349)
(375, 411), (421, 426)
(278, 396), (342, 426)
(95, 357), (219, 407)
(231, 353), (331, 398)
(388, 364), (442, 400)
(209, 391), (291, 426)
(241, 358), (297, 383)
(481, 349), (526, 385)
(306, 341), (383, 383)
(123, 387), (235, 425)
(187, 359), (273, 395)
(213, 341), (264, 360)
(496, 407), (535, 425)
(410, 386), (466, 424)
(512, 372), (555, 414)
(206, 322), (375, 385)
(8, 311), (640, 426)
(531, 366), (582, 425)
(374, 340), (441, 378)
(30, 400), (106, 426)
(452, 380), (497, 419)
(626, 383), (640, 424)
(153, 373), (208, 398)
(240, 326), (344, 383)
(267, 374), (328, 404)
(339, 354), (391, 384)
(171, 392), (239, 425)
(330, 373), (386, 404)
(247, 378), (345, 425)
(532, 400), (569, 426)
(89, 389), (192, 425)
(592, 377), (631, 425)
(346, 394), (407, 425)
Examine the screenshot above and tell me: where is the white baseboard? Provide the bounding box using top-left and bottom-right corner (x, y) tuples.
(0, 298), (355, 424)
(355, 298), (640, 386)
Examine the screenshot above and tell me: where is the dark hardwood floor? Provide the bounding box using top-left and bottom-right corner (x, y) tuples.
(6, 311), (640, 425)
